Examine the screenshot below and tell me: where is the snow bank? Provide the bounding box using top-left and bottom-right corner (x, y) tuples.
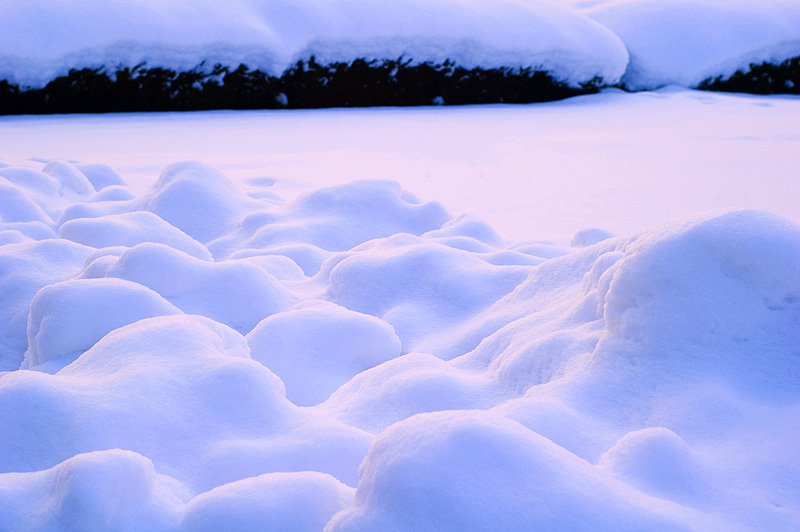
(583, 0), (800, 89)
(0, 158), (798, 531)
(0, 0), (627, 88)
(2, 0), (799, 93)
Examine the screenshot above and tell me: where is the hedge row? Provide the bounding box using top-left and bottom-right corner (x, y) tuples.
(0, 57), (601, 114)
(697, 55), (800, 95)
(3, 54), (797, 115)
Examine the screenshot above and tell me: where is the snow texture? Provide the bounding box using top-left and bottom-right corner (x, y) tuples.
(0, 157), (798, 531)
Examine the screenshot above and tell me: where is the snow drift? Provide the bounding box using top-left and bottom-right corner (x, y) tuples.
(0, 158), (798, 531)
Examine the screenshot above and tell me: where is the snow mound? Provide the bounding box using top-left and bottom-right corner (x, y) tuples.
(327, 411), (703, 532)
(59, 211), (213, 260)
(76, 163), (127, 191)
(97, 243), (297, 334)
(324, 234), (530, 349)
(247, 300), (401, 406)
(598, 427), (706, 503)
(136, 161), (264, 245)
(0, 239), (92, 370)
(321, 352), (485, 434)
(0, 449), (184, 532)
(1, 159), (798, 531)
(23, 277), (183, 372)
(181, 471), (354, 532)
(211, 180), (451, 259)
(571, 227), (615, 247)
(1, 316), (283, 474)
(0, 177), (53, 224)
(592, 210), (800, 403)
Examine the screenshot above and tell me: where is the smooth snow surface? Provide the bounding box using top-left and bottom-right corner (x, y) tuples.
(0, 139), (798, 530)
(2, 88), (799, 244)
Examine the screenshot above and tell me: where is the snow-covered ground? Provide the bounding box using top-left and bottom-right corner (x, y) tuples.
(2, 0), (800, 530)
(1, 87), (799, 531)
(2, 88), (799, 243)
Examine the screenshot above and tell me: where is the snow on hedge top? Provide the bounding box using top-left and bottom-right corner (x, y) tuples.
(582, 0), (800, 89)
(3, 0), (800, 92)
(0, 0), (628, 88)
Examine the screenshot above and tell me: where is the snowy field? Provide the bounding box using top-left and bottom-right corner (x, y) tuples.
(3, 88), (800, 243)
(1, 88), (799, 532)
(2, 0), (800, 531)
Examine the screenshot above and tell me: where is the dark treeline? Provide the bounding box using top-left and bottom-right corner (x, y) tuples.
(0, 57), (600, 115)
(698, 55), (800, 95)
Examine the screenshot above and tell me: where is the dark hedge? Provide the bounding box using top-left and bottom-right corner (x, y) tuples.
(697, 55), (800, 95)
(0, 57), (601, 115)
(4, 53), (799, 115)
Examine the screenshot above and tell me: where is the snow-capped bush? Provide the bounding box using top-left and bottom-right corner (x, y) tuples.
(698, 55), (800, 95)
(0, 58), (602, 114)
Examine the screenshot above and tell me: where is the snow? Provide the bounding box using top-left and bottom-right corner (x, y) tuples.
(60, 212), (213, 260)
(0, 132), (798, 529)
(23, 277), (182, 372)
(181, 471), (355, 532)
(0, 0), (627, 88)
(2, 88), (799, 244)
(1, 0), (799, 529)
(0, 449), (185, 532)
(326, 411), (715, 532)
(246, 300), (402, 406)
(581, 0), (800, 89)
(88, 242), (297, 334)
(2, 0), (800, 91)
